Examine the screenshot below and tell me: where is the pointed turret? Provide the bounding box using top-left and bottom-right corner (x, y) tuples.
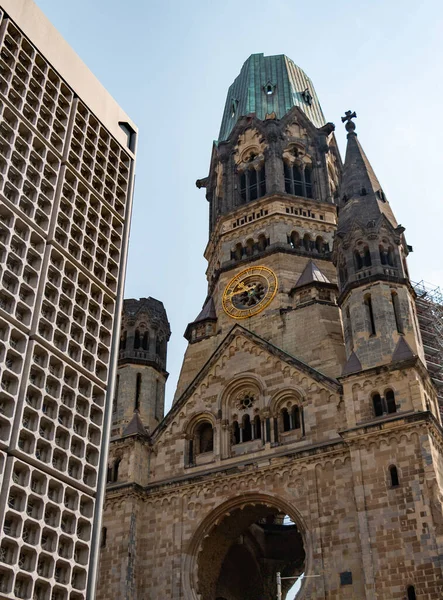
(337, 111), (397, 235)
(334, 112), (425, 373)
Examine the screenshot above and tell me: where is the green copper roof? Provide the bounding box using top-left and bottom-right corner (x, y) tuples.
(218, 53), (325, 142)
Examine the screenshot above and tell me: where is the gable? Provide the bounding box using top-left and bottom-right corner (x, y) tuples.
(154, 325), (340, 442)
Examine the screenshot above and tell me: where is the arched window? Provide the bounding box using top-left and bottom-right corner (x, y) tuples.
(289, 231), (300, 249)
(373, 393), (383, 417)
(242, 414), (252, 442)
(245, 238), (254, 257)
(258, 234), (268, 252)
(391, 292), (404, 334)
(240, 165), (266, 203)
(254, 415), (261, 439)
(234, 243), (243, 261)
(315, 236), (324, 254)
(142, 331), (149, 351)
(355, 251), (363, 270)
(389, 465), (399, 487)
(282, 407), (290, 432)
(232, 421), (240, 445)
(303, 233), (311, 251)
(386, 389), (396, 414)
(134, 329), (140, 350)
(379, 245), (388, 265)
(156, 337), (166, 360)
(196, 422), (213, 454)
(364, 294), (376, 335)
(108, 458), (120, 483)
(407, 585), (416, 600)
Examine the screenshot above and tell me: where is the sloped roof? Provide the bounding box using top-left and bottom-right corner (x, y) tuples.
(341, 351), (363, 376)
(337, 127), (397, 235)
(293, 260), (331, 289)
(122, 410), (150, 439)
(392, 337), (415, 362)
(218, 53), (325, 142)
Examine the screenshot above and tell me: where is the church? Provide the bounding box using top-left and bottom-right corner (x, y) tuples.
(96, 54), (443, 599)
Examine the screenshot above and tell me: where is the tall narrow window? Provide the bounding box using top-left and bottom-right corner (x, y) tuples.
(142, 331), (149, 351)
(254, 415), (261, 439)
(289, 231), (299, 249)
(284, 163), (293, 194)
(197, 422), (213, 454)
(391, 292), (404, 334)
(284, 162), (313, 198)
(242, 414), (252, 442)
(113, 375), (119, 414)
(232, 421), (240, 445)
(100, 527), (107, 548)
(134, 329), (140, 350)
(364, 295), (376, 335)
(135, 373), (141, 411)
(291, 406), (301, 429)
(346, 306), (354, 351)
(373, 393), (383, 417)
(259, 165), (266, 197)
(293, 165), (303, 196)
(355, 251), (363, 270)
(239, 166), (266, 203)
(119, 331), (127, 351)
(364, 246), (372, 267)
(315, 236), (324, 254)
(407, 586), (416, 600)
(303, 233), (311, 251)
(389, 465), (399, 487)
(304, 166), (313, 198)
(386, 389), (396, 414)
(154, 379), (160, 420)
(249, 169), (258, 201)
(282, 408), (290, 432)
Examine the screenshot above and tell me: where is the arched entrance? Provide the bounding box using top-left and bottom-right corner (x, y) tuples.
(185, 494), (307, 600)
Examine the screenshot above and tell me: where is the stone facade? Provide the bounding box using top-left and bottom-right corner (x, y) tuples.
(97, 54), (443, 600)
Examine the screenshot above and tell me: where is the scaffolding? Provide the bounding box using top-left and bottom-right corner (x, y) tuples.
(413, 281), (443, 413)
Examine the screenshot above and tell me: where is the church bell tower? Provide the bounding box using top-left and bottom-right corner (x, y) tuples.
(97, 55), (443, 600)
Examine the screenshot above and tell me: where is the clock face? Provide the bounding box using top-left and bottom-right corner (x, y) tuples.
(222, 266), (278, 319)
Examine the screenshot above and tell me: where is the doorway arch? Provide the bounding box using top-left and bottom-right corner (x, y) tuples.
(183, 493), (310, 600)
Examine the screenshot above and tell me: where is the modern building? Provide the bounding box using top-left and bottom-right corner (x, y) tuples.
(0, 1), (137, 599)
(98, 53), (443, 600)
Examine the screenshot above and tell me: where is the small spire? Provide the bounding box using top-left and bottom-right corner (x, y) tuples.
(293, 260), (330, 289)
(337, 111), (397, 233)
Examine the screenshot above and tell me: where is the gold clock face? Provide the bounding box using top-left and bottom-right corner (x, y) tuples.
(222, 266), (278, 319)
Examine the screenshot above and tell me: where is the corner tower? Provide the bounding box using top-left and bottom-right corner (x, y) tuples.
(334, 113), (425, 373)
(175, 54), (345, 399)
(112, 297), (170, 436)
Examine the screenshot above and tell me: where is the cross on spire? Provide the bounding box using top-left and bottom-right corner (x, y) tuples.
(341, 110), (357, 135)
(341, 110), (357, 124)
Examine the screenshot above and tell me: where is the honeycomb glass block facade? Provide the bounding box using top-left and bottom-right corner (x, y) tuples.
(0, 2), (137, 599)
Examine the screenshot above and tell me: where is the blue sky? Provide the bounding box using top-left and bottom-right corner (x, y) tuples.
(35, 0), (443, 418)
